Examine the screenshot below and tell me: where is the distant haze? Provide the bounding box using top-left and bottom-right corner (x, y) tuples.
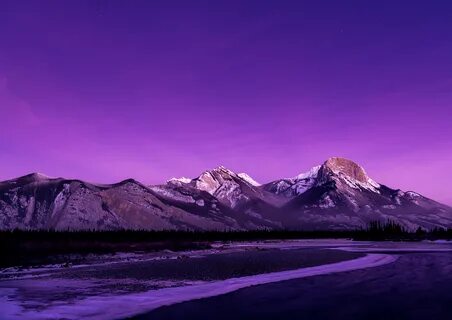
(0, 1), (451, 205)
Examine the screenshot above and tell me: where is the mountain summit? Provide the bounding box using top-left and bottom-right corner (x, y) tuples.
(316, 157), (380, 192)
(322, 157), (370, 183)
(1, 158), (451, 231)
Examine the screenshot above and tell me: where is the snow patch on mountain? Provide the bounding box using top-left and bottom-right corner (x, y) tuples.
(213, 181), (249, 208)
(268, 165), (320, 197)
(195, 172), (221, 195)
(295, 165), (321, 180)
(337, 173), (380, 194)
(168, 177), (192, 185)
(319, 195), (335, 208)
(28, 172), (53, 180)
(149, 186), (197, 204)
(52, 183), (70, 218)
(237, 173), (260, 186)
(406, 191), (421, 198)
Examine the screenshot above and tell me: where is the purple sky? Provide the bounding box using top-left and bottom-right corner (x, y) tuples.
(1, 1), (451, 205)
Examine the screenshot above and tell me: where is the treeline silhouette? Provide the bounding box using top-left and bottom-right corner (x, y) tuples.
(1, 221), (451, 267)
(350, 220), (452, 241)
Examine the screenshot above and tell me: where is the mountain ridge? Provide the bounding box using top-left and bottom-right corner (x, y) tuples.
(1, 157), (451, 231)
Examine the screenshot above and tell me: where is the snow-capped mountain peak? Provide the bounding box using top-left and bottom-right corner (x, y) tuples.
(323, 157), (370, 183)
(320, 157), (380, 192)
(212, 165), (235, 175)
(192, 166), (238, 196)
(189, 166), (266, 208)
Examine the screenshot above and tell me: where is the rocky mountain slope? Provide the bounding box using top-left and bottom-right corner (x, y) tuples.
(1, 158), (451, 231)
(262, 158), (452, 230)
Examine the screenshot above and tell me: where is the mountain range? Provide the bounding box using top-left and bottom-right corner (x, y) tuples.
(1, 157), (451, 231)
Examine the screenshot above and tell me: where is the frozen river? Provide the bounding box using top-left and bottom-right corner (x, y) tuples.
(1, 240), (451, 319)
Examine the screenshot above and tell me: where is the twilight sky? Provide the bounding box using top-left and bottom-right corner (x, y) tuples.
(0, 1), (451, 205)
